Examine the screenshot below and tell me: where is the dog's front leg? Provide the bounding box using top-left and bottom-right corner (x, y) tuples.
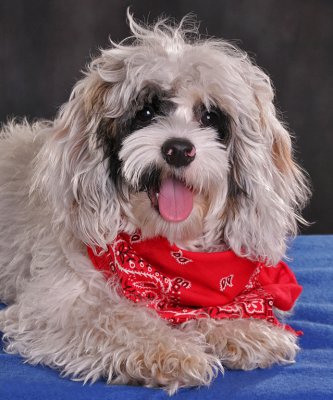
(0, 254), (221, 393)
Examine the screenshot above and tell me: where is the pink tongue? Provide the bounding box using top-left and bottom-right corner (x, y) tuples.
(158, 177), (194, 222)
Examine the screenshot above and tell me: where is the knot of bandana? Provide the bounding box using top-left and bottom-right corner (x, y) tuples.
(87, 232), (302, 335)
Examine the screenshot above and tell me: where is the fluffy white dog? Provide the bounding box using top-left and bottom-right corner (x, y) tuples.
(0, 14), (309, 393)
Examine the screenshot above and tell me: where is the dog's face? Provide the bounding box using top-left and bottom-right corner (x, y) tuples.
(99, 56), (233, 246)
(35, 16), (309, 263)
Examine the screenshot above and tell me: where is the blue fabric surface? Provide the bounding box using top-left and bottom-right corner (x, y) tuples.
(1, 235), (332, 400)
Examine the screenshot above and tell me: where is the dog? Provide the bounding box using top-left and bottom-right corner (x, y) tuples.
(0, 14), (310, 393)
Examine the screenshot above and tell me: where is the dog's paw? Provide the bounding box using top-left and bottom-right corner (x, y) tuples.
(111, 338), (222, 394)
(222, 330), (299, 370)
(201, 319), (299, 370)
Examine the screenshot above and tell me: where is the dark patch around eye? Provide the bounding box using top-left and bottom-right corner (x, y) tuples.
(194, 103), (231, 144)
(95, 84), (175, 191)
(130, 90), (175, 131)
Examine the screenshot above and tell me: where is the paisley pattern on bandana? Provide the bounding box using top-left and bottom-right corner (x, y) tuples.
(87, 232), (302, 335)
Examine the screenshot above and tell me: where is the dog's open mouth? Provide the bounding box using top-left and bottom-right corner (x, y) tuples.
(149, 177), (194, 222)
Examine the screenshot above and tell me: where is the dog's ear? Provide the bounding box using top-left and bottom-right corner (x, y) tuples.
(223, 62), (310, 264)
(33, 60), (124, 248)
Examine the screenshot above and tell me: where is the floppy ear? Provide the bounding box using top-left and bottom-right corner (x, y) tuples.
(33, 67), (122, 248)
(223, 62), (310, 264)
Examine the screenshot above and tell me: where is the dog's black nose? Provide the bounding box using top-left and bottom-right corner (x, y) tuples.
(161, 138), (196, 168)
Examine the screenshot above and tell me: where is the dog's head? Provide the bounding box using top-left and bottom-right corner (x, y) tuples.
(35, 14), (309, 264)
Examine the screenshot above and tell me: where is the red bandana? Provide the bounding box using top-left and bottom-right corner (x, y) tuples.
(87, 232), (302, 334)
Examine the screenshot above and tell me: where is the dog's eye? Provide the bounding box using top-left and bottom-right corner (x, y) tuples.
(199, 106), (230, 142)
(135, 105), (155, 124)
(200, 110), (220, 129)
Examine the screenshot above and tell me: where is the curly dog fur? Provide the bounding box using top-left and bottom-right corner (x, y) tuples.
(0, 13), (309, 393)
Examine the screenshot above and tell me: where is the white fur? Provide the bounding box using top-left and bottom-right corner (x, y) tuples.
(0, 13), (309, 394)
